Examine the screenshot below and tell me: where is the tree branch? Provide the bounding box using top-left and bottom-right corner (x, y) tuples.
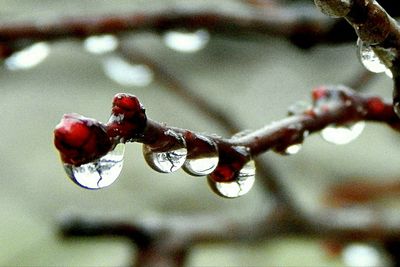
(0, 2), (354, 55)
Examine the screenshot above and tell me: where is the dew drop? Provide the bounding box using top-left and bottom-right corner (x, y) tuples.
(207, 160), (255, 198)
(83, 34), (118, 54)
(321, 121), (365, 145)
(357, 38), (392, 78)
(102, 55), (153, 87)
(143, 131), (187, 173)
(284, 144), (302, 155)
(163, 29), (210, 53)
(342, 243), (388, 267)
(63, 143), (125, 189)
(183, 135), (218, 176)
(5, 42), (50, 70)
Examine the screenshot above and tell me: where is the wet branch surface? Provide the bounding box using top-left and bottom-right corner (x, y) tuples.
(56, 84), (400, 266)
(28, 0), (400, 266)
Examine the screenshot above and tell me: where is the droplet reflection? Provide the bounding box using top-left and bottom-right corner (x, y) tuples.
(357, 38), (393, 78)
(143, 131), (187, 173)
(64, 143), (125, 190)
(208, 160), (255, 198)
(183, 136), (219, 176)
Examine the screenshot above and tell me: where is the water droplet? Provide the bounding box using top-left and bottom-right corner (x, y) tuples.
(102, 55), (153, 87)
(163, 29), (210, 53)
(183, 135), (218, 176)
(284, 144), (302, 155)
(357, 38), (393, 78)
(83, 34), (118, 54)
(5, 42), (50, 70)
(321, 121), (365, 145)
(342, 243), (388, 267)
(63, 143), (125, 189)
(207, 160), (255, 198)
(143, 131), (187, 173)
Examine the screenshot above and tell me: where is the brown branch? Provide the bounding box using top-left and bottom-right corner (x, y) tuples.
(59, 203), (400, 267)
(314, 0), (400, 115)
(326, 179), (400, 207)
(54, 85), (400, 187)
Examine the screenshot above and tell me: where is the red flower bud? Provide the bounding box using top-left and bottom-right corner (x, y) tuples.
(54, 113), (112, 166)
(107, 93), (147, 141)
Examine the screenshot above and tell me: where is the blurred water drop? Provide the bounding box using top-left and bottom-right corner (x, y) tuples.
(284, 144), (302, 155)
(5, 42), (50, 70)
(357, 38), (392, 78)
(342, 243), (387, 267)
(321, 121), (365, 145)
(143, 131), (187, 173)
(163, 29), (210, 53)
(102, 55), (153, 87)
(208, 160), (255, 198)
(83, 34), (118, 54)
(63, 143), (125, 189)
(183, 136), (219, 176)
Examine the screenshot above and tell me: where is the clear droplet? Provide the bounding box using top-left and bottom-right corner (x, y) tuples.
(143, 131), (187, 173)
(63, 143), (125, 189)
(207, 160), (256, 198)
(357, 38), (393, 78)
(83, 34), (118, 54)
(102, 55), (153, 87)
(183, 136), (218, 176)
(284, 144), (302, 155)
(5, 42), (50, 70)
(321, 121), (365, 145)
(163, 29), (210, 53)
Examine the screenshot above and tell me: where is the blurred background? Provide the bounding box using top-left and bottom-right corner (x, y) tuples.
(0, 0), (398, 266)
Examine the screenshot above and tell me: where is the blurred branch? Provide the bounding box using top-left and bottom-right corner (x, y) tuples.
(60, 202), (400, 267)
(0, 2), (357, 54)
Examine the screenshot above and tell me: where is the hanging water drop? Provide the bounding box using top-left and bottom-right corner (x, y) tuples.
(208, 160), (255, 198)
(5, 42), (50, 70)
(284, 144), (302, 155)
(321, 121), (365, 145)
(143, 131), (187, 173)
(357, 38), (393, 78)
(102, 55), (153, 87)
(163, 29), (210, 53)
(83, 34), (118, 54)
(63, 143), (125, 189)
(183, 134), (219, 176)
